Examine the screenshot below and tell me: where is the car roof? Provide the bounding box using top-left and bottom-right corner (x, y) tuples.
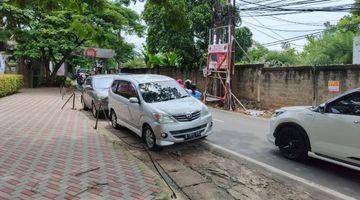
(325, 87), (360, 103)
(91, 74), (118, 79)
(114, 74), (174, 84)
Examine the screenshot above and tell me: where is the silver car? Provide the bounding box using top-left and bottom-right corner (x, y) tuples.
(82, 75), (118, 117)
(108, 74), (213, 150)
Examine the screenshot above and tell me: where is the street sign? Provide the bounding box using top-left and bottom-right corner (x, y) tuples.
(84, 48), (97, 58)
(208, 44), (229, 70)
(208, 44), (228, 53)
(83, 48), (116, 58)
(328, 81), (340, 93)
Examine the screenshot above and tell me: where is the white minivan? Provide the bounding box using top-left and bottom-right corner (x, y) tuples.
(108, 74), (213, 150)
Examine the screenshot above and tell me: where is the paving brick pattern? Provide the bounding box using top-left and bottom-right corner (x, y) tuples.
(0, 89), (163, 199)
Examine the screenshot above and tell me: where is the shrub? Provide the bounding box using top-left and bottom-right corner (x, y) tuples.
(0, 74), (24, 97)
(54, 76), (66, 87)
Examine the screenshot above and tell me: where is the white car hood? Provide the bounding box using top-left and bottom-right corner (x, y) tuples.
(280, 106), (312, 111)
(150, 97), (203, 115)
(95, 89), (109, 99)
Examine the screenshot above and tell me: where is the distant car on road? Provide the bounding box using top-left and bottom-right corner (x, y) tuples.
(108, 74), (213, 150)
(81, 75), (118, 117)
(75, 68), (90, 85)
(268, 88), (360, 171)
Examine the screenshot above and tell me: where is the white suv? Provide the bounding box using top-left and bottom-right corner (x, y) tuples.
(108, 74), (213, 150)
(268, 88), (360, 171)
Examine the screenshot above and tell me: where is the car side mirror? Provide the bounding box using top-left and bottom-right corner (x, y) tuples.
(318, 104), (326, 114)
(129, 97), (140, 104)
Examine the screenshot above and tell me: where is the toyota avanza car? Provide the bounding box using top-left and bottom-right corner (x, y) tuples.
(108, 74), (213, 150)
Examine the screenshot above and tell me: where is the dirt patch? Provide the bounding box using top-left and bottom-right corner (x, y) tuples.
(101, 123), (340, 200)
(209, 102), (275, 119)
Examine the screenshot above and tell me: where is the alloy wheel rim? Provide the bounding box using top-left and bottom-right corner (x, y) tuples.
(145, 129), (155, 148)
(281, 134), (300, 157)
(112, 113), (117, 128)
(92, 104), (97, 117)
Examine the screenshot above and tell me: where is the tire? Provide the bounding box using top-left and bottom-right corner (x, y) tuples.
(82, 96), (89, 110)
(91, 102), (98, 118)
(277, 126), (308, 160)
(110, 111), (120, 129)
(143, 125), (161, 151)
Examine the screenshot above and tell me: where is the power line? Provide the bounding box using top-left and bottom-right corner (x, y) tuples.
(246, 23), (282, 40)
(244, 13), (285, 39)
(239, 0), (354, 12)
(262, 31), (323, 46)
(244, 21), (325, 32)
(268, 16), (337, 27)
(241, 0), (342, 10)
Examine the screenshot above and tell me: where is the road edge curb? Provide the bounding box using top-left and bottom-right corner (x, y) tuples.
(203, 141), (357, 200)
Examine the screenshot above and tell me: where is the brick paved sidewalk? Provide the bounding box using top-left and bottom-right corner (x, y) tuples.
(0, 88), (168, 200)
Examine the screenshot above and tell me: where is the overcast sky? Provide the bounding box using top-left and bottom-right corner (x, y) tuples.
(125, 0), (354, 52)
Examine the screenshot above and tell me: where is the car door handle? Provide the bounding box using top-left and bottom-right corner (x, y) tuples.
(354, 121), (360, 125)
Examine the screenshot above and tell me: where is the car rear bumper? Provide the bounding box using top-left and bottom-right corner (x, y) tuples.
(152, 114), (213, 146)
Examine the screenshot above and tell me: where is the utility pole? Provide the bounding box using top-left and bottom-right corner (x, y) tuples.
(204, 0), (246, 111)
(226, 0), (236, 110)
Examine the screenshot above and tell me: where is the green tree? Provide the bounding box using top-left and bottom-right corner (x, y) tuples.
(300, 16), (358, 65)
(247, 42), (269, 63)
(234, 27), (253, 62)
(299, 2), (360, 66)
(143, 0), (240, 70)
(265, 48), (299, 67)
(0, 0), (143, 84)
(246, 42), (299, 66)
(300, 31), (353, 65)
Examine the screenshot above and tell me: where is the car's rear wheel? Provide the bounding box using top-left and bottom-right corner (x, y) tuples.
(111, 111), (120, 129)
(143, 125), (161, 151)
(82, 96), (89, 110)
(277, 126), (308, 160)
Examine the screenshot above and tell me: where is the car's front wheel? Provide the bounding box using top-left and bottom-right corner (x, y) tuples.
(91, 102), (98, 118)
(277, 126), (308, 160)
(111, 111), (120, 129)
(143, 125), (161, 151)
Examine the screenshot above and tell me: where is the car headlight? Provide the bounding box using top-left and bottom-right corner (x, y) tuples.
(153, 113), (175, 124)
(272, 109), (286, 118)
(201, 107), (210, 117)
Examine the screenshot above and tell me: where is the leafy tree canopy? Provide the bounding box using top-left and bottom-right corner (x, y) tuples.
(0, 0), (144, 83)
(234, 27), (253, 62)
(143, 0), (240, 70)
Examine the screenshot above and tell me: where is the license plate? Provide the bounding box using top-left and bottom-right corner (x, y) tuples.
(185, 131), (201, 140)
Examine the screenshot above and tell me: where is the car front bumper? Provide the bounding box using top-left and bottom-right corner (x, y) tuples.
(267, 132), (276, 145)
(152, 114), (213, 146)
(267, 117), (277, 145)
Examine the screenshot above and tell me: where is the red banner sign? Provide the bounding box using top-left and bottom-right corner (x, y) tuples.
(84, 48), (97, 58)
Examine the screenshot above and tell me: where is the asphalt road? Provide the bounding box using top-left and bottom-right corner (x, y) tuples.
(207, 108), (360, 200)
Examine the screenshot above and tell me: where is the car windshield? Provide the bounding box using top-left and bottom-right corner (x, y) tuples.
(139, 80), (189, 103)
(93, 77), (113, 89)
